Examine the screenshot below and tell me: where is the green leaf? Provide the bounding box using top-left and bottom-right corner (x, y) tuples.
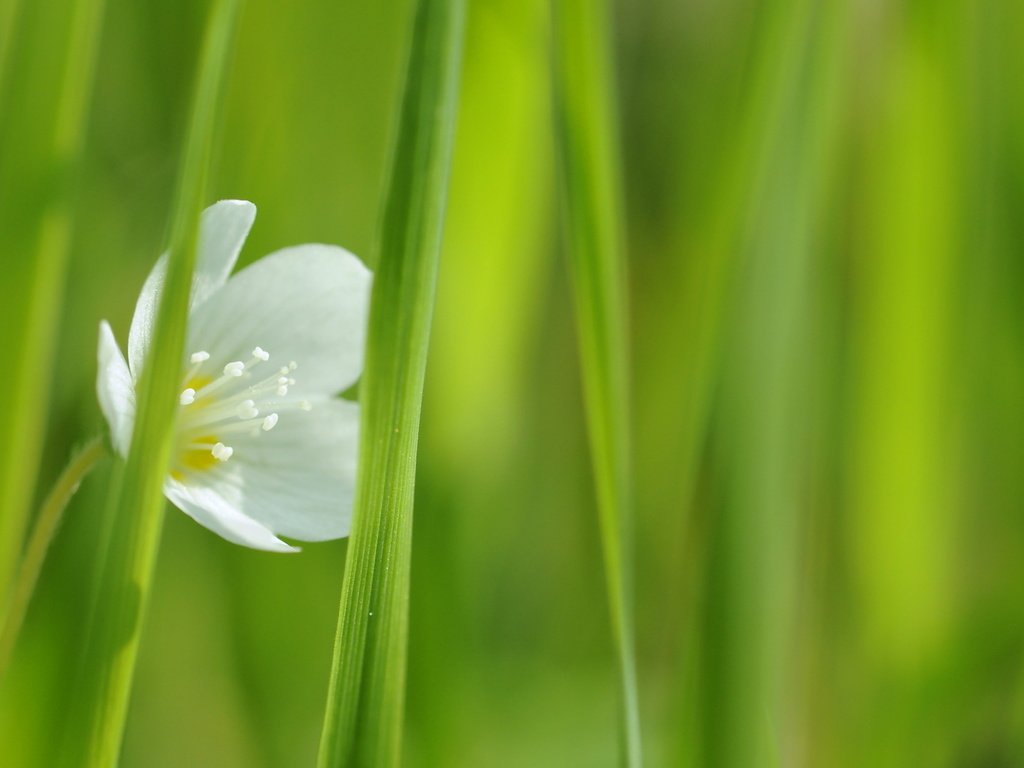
(550, 0), (642, 764)
(58, 1), (242, 764)
(0, 0), (106, 632)
(317, 0), (466, 765)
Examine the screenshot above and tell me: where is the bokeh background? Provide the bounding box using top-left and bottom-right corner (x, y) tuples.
(3, 0), (1024, 765)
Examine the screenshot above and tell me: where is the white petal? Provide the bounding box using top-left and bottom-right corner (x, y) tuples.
(128, 200), (257, 378)
(186, 244), (371, 396)
(206, 398), (360, 541)
(96, 321), (135, 456)
(163, 476), (298, 553)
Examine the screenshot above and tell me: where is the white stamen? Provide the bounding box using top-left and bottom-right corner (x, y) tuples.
(236, 399), (259, 419)
(176, 354), (305, 467)
(211, 442), (233, 461)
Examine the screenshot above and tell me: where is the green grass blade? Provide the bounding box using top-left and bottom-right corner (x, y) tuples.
(700, 1), (848, 765)
(58, 1), (242, 764)
(847, 5), (962, 764)
(0, 0), (106, 623)
(0, 436), (106, 682)
(550, 0), (642, 764)
(317, 0), (466, 764)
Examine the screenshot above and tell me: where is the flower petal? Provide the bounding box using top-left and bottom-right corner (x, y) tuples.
(163, 476), (298, 553)
(205, 398), (360, 541)
(186, 244), (371, 396)
(96, 320), (135, 456)
(128, 200), (257, 378)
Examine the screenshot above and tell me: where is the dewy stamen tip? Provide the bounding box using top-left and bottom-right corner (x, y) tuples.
(212, 442), (233, 461)
(190, 351), (210, 364)
(252, 346), (269, 361)
(224, 361), (245, 377)
(179, 388), (196, 405)
(236, 399), (259, 419)
(262, 413), (279, 431)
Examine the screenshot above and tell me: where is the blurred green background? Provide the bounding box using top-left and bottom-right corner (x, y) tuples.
(3, 0), (1024, 765)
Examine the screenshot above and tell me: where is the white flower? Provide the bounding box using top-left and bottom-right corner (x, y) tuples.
(96, 200), (371, 552)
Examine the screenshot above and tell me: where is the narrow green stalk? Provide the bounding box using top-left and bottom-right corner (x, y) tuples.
(703, 1), (847, 765)
(0, 0), (106, 627)
(317, 1), (465, 765)
(550, 0), (641, 764)
(0, 436), (106, 682)
(848, 5), (960, 764)
(59, 1), (242, 764)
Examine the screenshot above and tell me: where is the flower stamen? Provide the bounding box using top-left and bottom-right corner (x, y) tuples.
(236, 399), (259, 419)
(181, 350), (211, 387)
(211, 442), (233, 461)
(172, 344), (308, 476)
(189, 360), (249, 402)
(172, 344), (311, 477)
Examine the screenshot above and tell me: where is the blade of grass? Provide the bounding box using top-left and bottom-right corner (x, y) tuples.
(58, 1), (242, 764)
(550, 0), (642, 764)
(0, 436), (107, 682)
(317, 0), (465, 764)
(847, 4), (961, 764)
(0, 0), (106, 627)
(703, 0), (847, 765)
(405, 1), (552, 759)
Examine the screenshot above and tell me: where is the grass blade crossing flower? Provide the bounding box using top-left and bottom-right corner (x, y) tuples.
(97, 200), (371, 551)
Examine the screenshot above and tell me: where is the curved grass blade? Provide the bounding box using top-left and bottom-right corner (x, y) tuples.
(550, 0), (642, 764)
(58, 1), (243, 764)
(317, 0), (466, 765)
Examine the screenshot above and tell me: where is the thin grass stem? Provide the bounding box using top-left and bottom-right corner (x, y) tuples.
(58, 1), (242, 763)
(550, 0), (642, 764)
(0, 435), (107, 683)
(0, 0), (107, 630)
